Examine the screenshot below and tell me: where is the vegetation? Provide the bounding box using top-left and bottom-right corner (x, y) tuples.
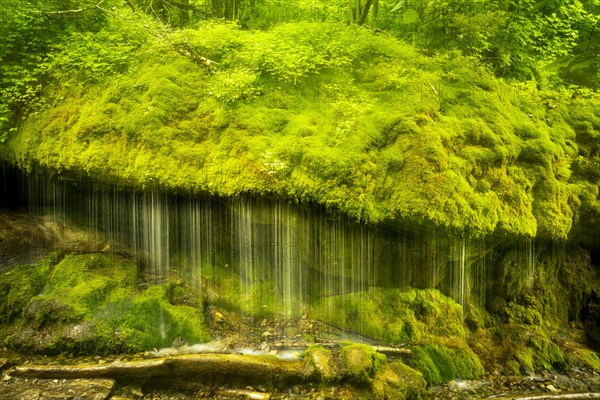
(0, 253), (209, 354)
(0, 0), (599, 391)
(0, 0), (598, 239)
(311, 288), (468, 344)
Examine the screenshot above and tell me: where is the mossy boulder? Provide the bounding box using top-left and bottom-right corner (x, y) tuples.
(340, 344), (387, 384)
(302, 346), (337, 381)
(565, 348), (600, 373)
(4, 18), (600, 241)
(0, 253), (210, 354)
(407, 342), (484, 386)
(310, 288), (466, 345)
(371, 361), (427, 400)
(0, 254), (56, 324)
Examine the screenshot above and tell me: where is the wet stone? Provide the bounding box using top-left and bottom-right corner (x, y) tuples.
(0, 377), (115, 400)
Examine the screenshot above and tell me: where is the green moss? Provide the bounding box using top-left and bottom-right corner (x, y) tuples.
(310, 288), (466, 345)
(3, 19), (598, 239)
(1, 253), (209, 354)
(407, 343), (484, 386)
(492, 321), (567, 374)
(114, 285), (208, 351)
(513, 345), (535, 372)
(42, 253), (137, 317)
(340, 344), (387, 384)
(505, 303), (543, 326)
(566, 348), (600, 372)
(302, 346), (337, 381)
(200, 263), (287, 320)
(0, 253), (58, 324)
(379, 361), (427, 400)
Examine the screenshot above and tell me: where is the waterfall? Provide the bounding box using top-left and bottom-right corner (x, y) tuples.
(0, 164), (547, 325)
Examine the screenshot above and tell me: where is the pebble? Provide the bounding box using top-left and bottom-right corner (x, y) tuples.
(546, 384), (559, 393)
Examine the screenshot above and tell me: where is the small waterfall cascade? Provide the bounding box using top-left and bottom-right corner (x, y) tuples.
(0, 164), (543, 324)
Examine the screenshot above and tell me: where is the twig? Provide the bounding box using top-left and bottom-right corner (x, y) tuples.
(426, 81), (438, 95)
(42, 0), (106, 15)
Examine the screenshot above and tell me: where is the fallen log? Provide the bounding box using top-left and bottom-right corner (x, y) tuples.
(269, 342), (411, 356)
(372, 345), (412, 356)
(11, 354), (305, 383)
(12, 358), (168, 379)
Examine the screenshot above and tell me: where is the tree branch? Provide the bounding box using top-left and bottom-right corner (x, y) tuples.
(42, 0), (106, 15)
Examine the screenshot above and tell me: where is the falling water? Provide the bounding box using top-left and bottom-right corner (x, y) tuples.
(0, 164), (547, 332)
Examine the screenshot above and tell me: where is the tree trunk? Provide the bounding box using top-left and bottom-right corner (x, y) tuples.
(358, 0), (373, 25)
(211, 0), (222, 18)
(179, 0), (189, 26)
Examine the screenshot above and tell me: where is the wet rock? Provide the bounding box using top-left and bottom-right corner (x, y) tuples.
(62, 322), (97, 343)
(259, 342), (270, 352)
(371, 361), (428, 400)
(215, 388), (270, 399)
(172, 336), (187, 348)
(115, 383), (144, 398)
(302, 347), (336, 381)
(340, 344), (385, 383)
(546, 384), (560, 393)
(0, 377), (115, 400)
(261, 331), (272, 339)
(214, 312), (226, 323)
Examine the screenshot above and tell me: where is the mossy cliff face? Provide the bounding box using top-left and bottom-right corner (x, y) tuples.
(2, 19), (599, 240)
(311, 288), (485, 385)
(310, 249), (600, 385)
(0, 253), (209, 354)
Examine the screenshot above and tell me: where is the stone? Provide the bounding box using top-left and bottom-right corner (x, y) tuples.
(214, 311), (225, 322)
(546, 384), (560, 393)
(0, 377), (115, 400)
(261, 331), (272, 339)
(303, 347), (336, 381)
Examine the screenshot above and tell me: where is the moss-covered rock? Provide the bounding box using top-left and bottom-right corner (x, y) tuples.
(565, 348), (600, 372)
(372, 361), (427, 400)
(311, 288), (466, 345)
(407, 342), (484, 386)
(340, 344), (387, 384)
(302, 346), (337, 381)
(0, 253), (57, 324)
(0, 253), (210, 354)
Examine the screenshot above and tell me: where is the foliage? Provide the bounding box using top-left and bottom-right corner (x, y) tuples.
(374, 0), (600, 85)
(0, 0), (115, 141)
(3, 17), (598, 239)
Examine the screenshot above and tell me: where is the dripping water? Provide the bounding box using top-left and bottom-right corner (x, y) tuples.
(0, 164), (551, 339)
